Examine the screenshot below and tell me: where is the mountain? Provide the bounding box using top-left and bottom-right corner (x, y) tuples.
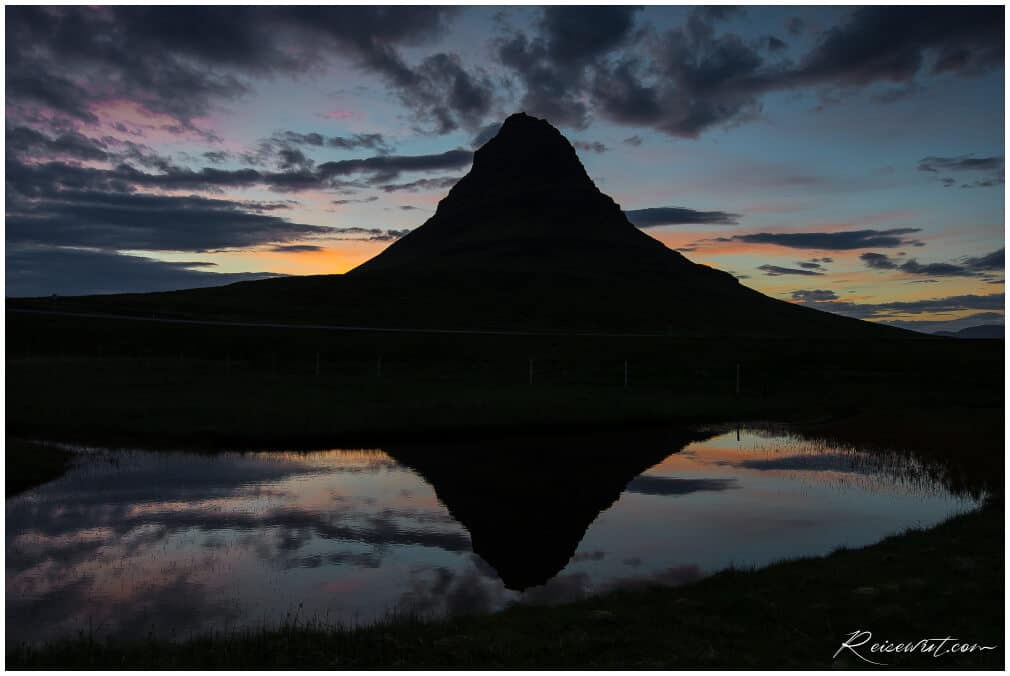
(934, 324), (1004, 339)
(10, 112), (908, 337)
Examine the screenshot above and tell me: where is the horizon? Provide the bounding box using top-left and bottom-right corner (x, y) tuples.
(5, 5), (1005, 334)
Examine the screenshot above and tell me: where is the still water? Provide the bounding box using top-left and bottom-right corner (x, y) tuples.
(6, 426), (981, 644)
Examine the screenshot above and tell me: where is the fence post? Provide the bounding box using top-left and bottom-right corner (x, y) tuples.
(315, 352), (321, 377)
(377, 354), (383, 379)
(624, 359), (629, 388)
(226, 351), (231, 373)
(735, 362), (741, 396)
(529, 358), (534, 386)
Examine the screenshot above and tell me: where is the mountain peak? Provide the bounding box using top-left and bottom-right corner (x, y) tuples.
(457, 112), (595, 200)
(349, 112), (710, 283)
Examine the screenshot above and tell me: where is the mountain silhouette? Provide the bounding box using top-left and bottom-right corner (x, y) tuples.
(352, 112), (730, 285)
(386, 427), (712, 590)
(934, 324), (1004, 339)
(11, 112), (907, 336)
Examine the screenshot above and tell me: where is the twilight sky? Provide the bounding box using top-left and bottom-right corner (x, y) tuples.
(5, 5), (1005, 332)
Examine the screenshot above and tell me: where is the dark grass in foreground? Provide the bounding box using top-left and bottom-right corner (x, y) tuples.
(5, 438), (73, 497)
(9, 503), (1002, 668)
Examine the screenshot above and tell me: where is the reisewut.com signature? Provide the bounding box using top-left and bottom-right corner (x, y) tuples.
(834, 630), (999, 665)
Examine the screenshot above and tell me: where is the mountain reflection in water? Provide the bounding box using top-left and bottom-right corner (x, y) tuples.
(6, 427), (980, 645)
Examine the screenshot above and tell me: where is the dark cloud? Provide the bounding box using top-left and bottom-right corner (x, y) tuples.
(6, 183), (331, 252)
(6, 246), (280, 297)
(572, 140), (609, 154)
(918, 155), (1003, 173)
(263, 131), (393, 161)
(793, 292), (1005, 320)
(963, 248), (1005, 271)
(328, 227), (410, 242)
(332, 196), (379, 205)
(861, 252), (899, 270)
(554, 6), (1002, 137)
(270, 245), (323, 253)
(316, 149), (472, 184)
(5, 7), (496, 135)
(622, 135), (643, 147)
(202, 151), (230, 164)
(497, 6), (642, 128)
(918, 155), (1004, 189)
(377, 176), (462, 193)
(6, 125), (110, 162)
(791, 289), (838, 302)
(793, 7), (1003, 88)
(8, 146), (471, 197)
(624, 207), (740, 227)
(9, 6), (1002, 144)
(399, 53), (497, 133)
(757, 264), (824, 277)
(861, 248), (1004, 277)
(766, 36), (787, 52)
(729, 228), (922, 250)
(797, 260), (824, 270)
(471, 122), (503, 148)
(786, 17), (805, 37)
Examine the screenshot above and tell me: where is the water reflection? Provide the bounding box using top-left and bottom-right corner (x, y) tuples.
(6, 428), (981, 645)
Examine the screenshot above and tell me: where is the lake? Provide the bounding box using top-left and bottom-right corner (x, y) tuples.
(6, 426), (982, 645)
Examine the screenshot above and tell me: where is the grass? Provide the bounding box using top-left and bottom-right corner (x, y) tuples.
(7, 356), (816, 450)
(5, 438), (73, 497)
(8, 502), (1002, 668)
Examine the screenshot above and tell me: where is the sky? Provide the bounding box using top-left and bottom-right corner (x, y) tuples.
(5, 5), (1005, 332)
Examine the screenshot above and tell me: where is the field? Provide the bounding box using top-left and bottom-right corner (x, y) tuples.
(5, 308), (1004, 667)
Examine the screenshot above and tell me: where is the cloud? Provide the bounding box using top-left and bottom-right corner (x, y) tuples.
(272, 131), (391, 153)
(269, 245), (323, 253)
(332, 196), (379, 205)
(6, 186), (332, 252)
(624, 207), (740, 227)
(791, 289), (838, 302)
(918, 155), (1004, 188)
(471, 122), (502, 148)
(6, 246), (280, 297)
(328, 227), (410, 242)
(397, 53), (498, 133)
(572, 140), (609, 154)
(496, 6), (642, 128)
(757, 264), (824, 277)
(963, 248), (1005, 271)
(377, 176), (462, 193)
(525, 6), (1003, 138)
(622, 135), (643, 146)
(728, 228), (922, 250)
(6, 125), (111, 162)
(918, 155), (1004, 173)
(7, 146), (471, 197)
(861, 248), (1004, 277)
(793, 292), (1005, 319)
(6, 7), (497, 135)
(765, 36), (787, 52)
